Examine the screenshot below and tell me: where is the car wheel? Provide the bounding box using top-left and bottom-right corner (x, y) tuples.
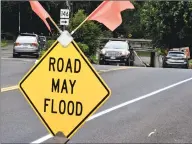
(13, 54), (17, 58)
(129, 54), (134, 66)
(184, 65), (188, 69)
(130, 61), (134, 66)
(125, 59), (130, 66)
(99, 60), (105, 65)
(35, 54), (40, 58)
(162, 63), (166, 68)
(13, 53), (19, 58)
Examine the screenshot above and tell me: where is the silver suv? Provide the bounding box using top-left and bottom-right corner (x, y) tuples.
(13, 34), (40, 58)
(162, 51), (189, 69)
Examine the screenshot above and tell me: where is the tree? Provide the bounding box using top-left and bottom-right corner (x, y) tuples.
(140, 1), (192, 53)
(68, 9), (102, 57)
(120, 1), (145, 38)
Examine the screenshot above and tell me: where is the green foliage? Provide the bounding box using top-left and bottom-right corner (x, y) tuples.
(69, 9), (102, 57)
(76, 42), (89, 55)
(3, 1), (192, 54)
(189, 59), (192, 69)
(38, 40), (55, 59)
(89, 55), (98, 64)
(46, 40), (56, 49)
(156, 48), (167, 56)
(137, 51), (150, 57)
(121, 1), (145, 38)
(101, 30), (113, 38)
(1, 40), (7, 47)
(140, 1), (192, 49)
(39, 50), (46, 59)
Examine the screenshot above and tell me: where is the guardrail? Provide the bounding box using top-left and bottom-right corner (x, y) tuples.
(98, 37), (153, 50)
(97, 37), (152, 42)
(132, 47), (155, 52)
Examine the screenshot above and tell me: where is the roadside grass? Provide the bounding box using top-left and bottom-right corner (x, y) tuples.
(136, 51), (151, 57)
(89, 55), (99, 64)
(189, 59), (192, 69)
(1, 40), (8, 47)
(39, 49), (46, 58)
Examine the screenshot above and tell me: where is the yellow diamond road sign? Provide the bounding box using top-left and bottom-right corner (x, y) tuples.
(18, 40), (111, 139)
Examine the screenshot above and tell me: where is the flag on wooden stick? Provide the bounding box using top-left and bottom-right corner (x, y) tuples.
(71, 0), (135, 35)
(87, 0), (135, 31)
(29, 1), (51, 31)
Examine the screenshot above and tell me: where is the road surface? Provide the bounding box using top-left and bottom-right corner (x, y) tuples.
(1, 45), (192, 143)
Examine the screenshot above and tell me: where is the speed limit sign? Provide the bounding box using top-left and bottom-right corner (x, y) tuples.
(60, 9), (70, 18)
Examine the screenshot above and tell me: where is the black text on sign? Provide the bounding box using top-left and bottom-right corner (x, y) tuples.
(43, 57), (83, 116)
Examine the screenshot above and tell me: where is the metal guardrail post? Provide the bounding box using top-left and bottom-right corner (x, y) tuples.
(150, 51), (156, 67)
(42, 132), (70, 144)
(133, 51), (147, 67)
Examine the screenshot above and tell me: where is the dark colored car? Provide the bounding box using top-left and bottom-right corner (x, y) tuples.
(39, 36), (47, 49)
(99, 40), (134, 66)
(162, 51), (189, 69)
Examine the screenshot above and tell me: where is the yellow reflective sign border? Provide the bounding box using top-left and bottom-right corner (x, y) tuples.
(18, 40), (111, 138)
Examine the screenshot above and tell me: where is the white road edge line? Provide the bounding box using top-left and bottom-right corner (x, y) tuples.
(31, 76), (192, 144)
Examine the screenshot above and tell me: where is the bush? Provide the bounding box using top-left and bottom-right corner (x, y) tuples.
(69, 9), (102, 57)
(46, 40), (56, 50)
(89, 55), (98, 64)
(156, 48), (167, 56)
(76, 42), (98, 64)
(77, 42), (89, 55)
(1, 40), (7, 47)
(101, 30), (113, 38)
(39, 40), (55, 59)
(189, 59), (192, 69)
(39, 50), (46, 58)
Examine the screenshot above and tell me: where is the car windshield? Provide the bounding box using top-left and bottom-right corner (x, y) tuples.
(16, 36), (37, 43)
(104, 41), (128, 49)
(168, 52), (185, 57)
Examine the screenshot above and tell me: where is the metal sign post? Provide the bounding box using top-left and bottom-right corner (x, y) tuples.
(42, 132), (69, 144)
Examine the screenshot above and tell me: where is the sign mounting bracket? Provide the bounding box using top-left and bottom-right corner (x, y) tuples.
(42, 131), (70, 144)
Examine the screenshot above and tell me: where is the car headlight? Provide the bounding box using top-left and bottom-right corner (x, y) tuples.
(100, 50), (105, 55)
(121, 51), (128, 56)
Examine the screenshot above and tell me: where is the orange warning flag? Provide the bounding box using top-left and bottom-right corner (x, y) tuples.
(88, 0), (134, 31)
(29, 1), (51, 31)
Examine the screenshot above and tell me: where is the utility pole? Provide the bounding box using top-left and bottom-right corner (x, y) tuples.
(60, 0), (70, 31)
(66, 0), (71, 13)
(62, 2), (66, 31)
(63, 0), (70, 31)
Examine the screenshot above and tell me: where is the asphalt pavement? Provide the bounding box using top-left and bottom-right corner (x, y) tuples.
(70, 76), (192, 143)
(1, 44), (192, 143)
